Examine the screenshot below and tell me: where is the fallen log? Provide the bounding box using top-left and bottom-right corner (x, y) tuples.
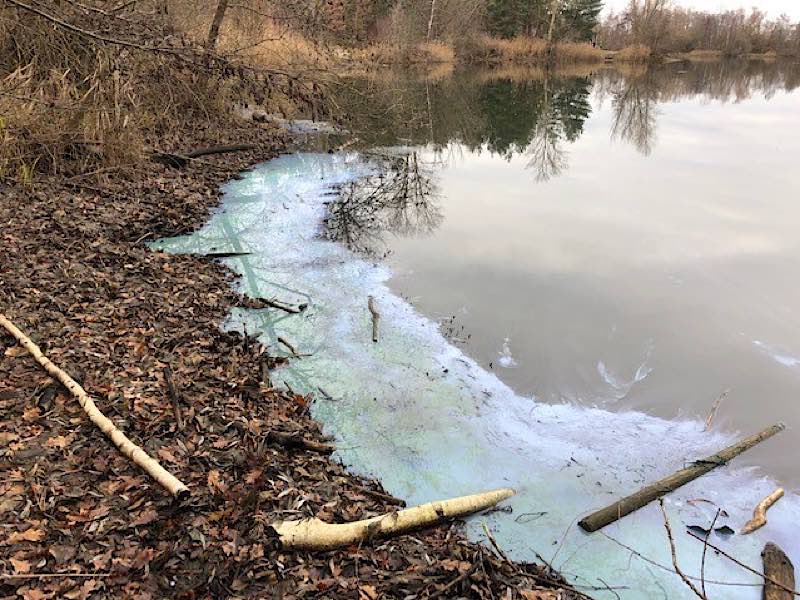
(0, 314), (189, 499)
(272, 487), (515, 549)
(742, 488), (784, 534)
(763, 542), (795, 600)
(152, 144), (257, 168)
(578, 423), (785, 532)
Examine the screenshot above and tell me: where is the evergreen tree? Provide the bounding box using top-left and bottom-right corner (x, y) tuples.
(487, 0), (549, 38)
(562, 0), (603, 41)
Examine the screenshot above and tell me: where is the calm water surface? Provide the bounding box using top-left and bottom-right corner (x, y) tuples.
(334, 61), (800, 484)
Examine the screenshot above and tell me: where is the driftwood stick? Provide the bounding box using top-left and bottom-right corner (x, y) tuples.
(763, 542), (796, 600)
(703, 389), (728, 431)
(272, 487), (514, 549)
(742, 488), (784, 534)
(578, 423), (785, 532)
(368, 295), (379, 343)
(0, 315), (189, 498)
(162, 365), (184, 432)
(205, 251), (252, 259)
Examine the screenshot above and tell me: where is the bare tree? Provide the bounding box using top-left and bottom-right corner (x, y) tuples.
(206, 0), (230, 49)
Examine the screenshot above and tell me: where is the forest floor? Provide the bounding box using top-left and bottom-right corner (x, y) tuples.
(0, 117), (582, 599)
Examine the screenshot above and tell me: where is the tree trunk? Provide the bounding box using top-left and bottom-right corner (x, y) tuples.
(427, 0), (437, 40)
(546, 0), (560, 66)
(206, 0), (229, 50)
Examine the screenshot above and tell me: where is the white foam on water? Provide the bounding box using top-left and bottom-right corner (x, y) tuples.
(154, 153), (800, 599)
(753, 340), (800, 369)
(498, 337), (519, 368)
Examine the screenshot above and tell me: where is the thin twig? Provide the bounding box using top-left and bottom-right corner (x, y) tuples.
(481, 521), (515, 568)
(659, 499), (707, 599)
(700, 508), (721, 597)
(277, 336), (297, 356)
(428, 559), (479, 599)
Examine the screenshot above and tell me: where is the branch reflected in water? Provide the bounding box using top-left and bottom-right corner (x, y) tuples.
(323, 151), (443, 256)
(610, 73), (659, 156)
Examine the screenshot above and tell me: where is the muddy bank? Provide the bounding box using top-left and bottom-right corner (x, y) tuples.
(0, 120), (575, 599)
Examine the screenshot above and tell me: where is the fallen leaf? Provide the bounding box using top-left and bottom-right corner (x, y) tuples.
(4, 345), (25, 357)
(521, 590), (559, 600)
(10, 556), (32, 573)
(63, 580), (99, 600)
(131, 508), (158, 527)
(207, 470), (227, 493)
(45, 435), (72, 449)
(6, 528), (45, 544)
(49, 544), (77, 564)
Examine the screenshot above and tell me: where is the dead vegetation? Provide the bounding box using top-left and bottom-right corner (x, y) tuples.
(0, 0), (325, 184)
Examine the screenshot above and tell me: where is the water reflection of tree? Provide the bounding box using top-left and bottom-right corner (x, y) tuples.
(475, 75), (591, 168)
(334, 60), (799, 170)
(610, 72), (659, 156)
(323, 151), (443, 256)
(525, 75), (592, 180)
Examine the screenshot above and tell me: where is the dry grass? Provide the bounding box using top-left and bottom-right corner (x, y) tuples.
(613, 45), (653, 63)
(346, 41), (455, 65)
(458, 35), (605, 65)
(678, 48), (723, 61)
(0, 3), (325, 185)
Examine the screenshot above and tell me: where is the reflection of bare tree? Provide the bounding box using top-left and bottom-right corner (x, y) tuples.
(323, 152), (442, 255)
(524, 76), (568, 182)
(610, 75), (658, 156)
(527, 111), (568, 182)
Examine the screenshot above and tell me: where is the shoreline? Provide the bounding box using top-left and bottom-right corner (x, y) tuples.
(0, 119), (575, 598)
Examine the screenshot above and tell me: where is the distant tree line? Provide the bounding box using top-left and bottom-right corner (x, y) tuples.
(194, 0), (799, 57)
(598, 1), (800, 55)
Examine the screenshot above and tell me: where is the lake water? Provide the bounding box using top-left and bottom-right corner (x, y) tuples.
(155, 61), (800, 598)
(333, 60), (800, 483)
